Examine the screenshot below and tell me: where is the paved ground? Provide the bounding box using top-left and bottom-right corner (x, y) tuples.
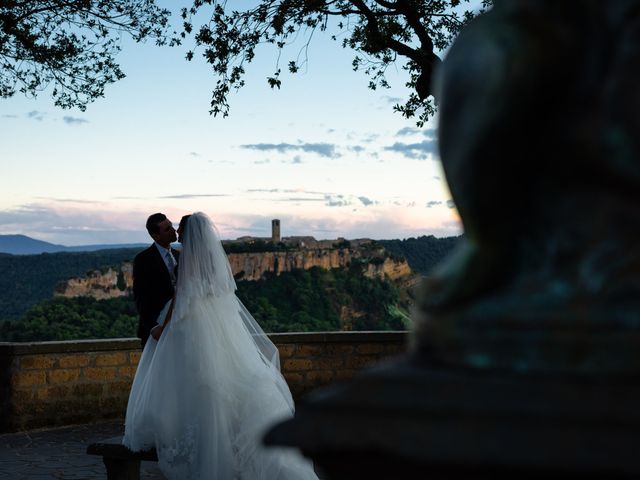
(0, 421), (164, 479)
(0, 421), (325, 479)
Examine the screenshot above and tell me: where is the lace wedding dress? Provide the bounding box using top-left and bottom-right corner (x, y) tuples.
(123, 212), (318, 480)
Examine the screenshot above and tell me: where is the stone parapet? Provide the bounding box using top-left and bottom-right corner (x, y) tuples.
(0, 332), (407, 432)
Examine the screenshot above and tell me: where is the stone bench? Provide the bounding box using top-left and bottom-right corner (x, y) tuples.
(86, 436), (157, 480)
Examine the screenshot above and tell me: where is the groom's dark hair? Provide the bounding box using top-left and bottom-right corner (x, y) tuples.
(146, 213), (167, 236)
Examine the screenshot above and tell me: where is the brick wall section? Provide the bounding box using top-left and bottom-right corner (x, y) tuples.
(274, 332), (407, 398)
(0, 339), (142, 432)
(0, 332), (408, 432)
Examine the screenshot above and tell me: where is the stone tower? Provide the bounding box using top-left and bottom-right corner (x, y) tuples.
(271, 219), (281, 243)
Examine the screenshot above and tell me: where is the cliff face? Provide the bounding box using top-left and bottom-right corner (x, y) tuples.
(227, 248), (411, 281)
(228, 249), (354, 280)
(364, 257), (413, 281)
(55, 264), (133, 299)
(56, 248), (413, 299)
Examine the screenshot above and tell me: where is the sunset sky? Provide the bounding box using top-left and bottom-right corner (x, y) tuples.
(0, 3), (466, 246)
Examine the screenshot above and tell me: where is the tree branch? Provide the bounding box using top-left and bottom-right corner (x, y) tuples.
(396, 0), (432, 52)
(349, 0), (422, 63)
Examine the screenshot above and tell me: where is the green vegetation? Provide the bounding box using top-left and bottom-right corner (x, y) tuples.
(237, 263), (409, 333)
(1, 296), (137, 342)
(333, 239), (351, 249)
(1, 263), (409, 342)
(0, 236), (461, 342)
(379, 236), (461, 275)
(0, 248), (141, 320)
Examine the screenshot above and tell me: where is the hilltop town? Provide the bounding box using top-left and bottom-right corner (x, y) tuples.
(55, 219), (415, 299)
(225, 219), (374, 250)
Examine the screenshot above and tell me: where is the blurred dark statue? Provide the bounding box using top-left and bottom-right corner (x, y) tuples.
(416, 0), (640, 374)
(266, 1), (640, 478)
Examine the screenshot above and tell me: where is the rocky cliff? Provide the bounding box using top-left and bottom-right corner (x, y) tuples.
(55, 248), (413, 299)
(229, 248), (412, 281)
(55, 264), (133, 299)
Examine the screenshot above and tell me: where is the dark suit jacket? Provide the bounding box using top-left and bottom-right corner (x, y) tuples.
(133, 244), (179, 347)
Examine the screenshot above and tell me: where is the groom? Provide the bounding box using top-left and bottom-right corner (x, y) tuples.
(133, 213), (179, 347)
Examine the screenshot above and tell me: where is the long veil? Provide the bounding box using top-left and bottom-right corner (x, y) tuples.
(174, 212), (281, 370)
(125, 212), (317, 479)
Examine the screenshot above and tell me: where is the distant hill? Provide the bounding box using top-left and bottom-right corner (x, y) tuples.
(0, 235), (460, 324)
(0, 234), (147, 255)
(379, 235), (462, 275)
(0, 235), (67, 255)
(0, 248), (143, 320)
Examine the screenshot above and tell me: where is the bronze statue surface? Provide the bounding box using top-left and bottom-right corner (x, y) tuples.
(415, 0), (640, 374)
(265, 2), (640, 477)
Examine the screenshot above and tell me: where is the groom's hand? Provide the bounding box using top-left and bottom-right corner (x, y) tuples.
(150, 325), (163, 340)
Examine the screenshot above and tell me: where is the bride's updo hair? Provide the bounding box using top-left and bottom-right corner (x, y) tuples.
(175, 212), (236, 301)
(178, 214), (191, 242)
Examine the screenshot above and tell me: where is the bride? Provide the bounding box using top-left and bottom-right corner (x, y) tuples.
(123, 212), (318, 480)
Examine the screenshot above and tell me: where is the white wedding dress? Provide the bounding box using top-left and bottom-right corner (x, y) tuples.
(123, 212), (318, 480)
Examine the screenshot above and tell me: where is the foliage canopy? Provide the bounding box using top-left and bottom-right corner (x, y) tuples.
(1, 264), (409, 341)
(0, 0), (170, 110)
(0, 248), (140, 320)
(379, 235), (460, 274)
(181, 0), (489, 125)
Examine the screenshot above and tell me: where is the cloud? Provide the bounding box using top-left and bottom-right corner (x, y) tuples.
(261, 212), (461, 240)
(275, 197), (325, 202)
(349, 146), (365, 154)
(234, 215), (346, 238)
(253, 159), (270, 164)
(63, 116), (89, 125)
(283, 189), (329, 195)
(362, 134), (379, 144)
(446, 199), (456, 209)
(0, 203), (148, 245)
(384, 139), (439, 159)
(36, 197), (101, 205)
(159, 194), (230, 199)
(1, 114), (17, 119)
(423, 128), (437, 139)
(324, 194), (351, 207)
(396, 126), (437, 138)
(440, 220), (462, 229)
(396, 127), (419, 136)
(0, 202), (463, 246)
(426, 201), (443, 208)
(240, 142), (340, 158)
(27, 111), (45, 121)
(211, 211), (460, 241)
(247, 188), (331, 196)
(188, 152), (200, 157)
(291, 156), (303, 164)
(245, 189), (384, 209)
(382, 95), (403, 104)
(247, 188), (280, 193)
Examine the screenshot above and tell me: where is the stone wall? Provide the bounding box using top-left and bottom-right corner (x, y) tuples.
(0, 332), (408, 433)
